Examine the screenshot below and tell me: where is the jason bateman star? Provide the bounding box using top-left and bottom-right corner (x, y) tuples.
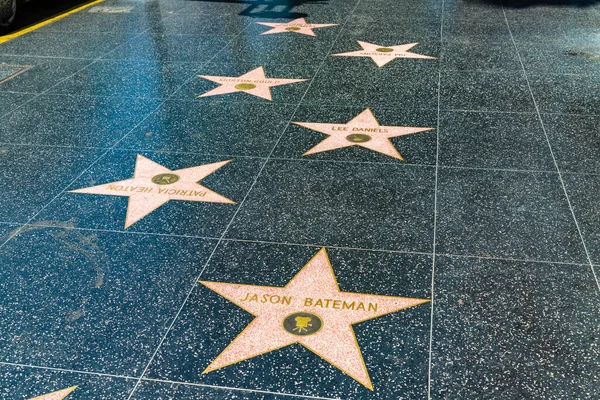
(200, 248), (429, 389)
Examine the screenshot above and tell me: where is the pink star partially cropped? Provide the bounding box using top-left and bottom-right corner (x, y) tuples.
(70, 155), (235, 228)
(256, 18), (338, 36)
(29, 386), (77, 400)
(197, 66), (307, 100)
(332, 41), (437, 67)
(200, 248), (428, 390)
(294, 108), (434, 160)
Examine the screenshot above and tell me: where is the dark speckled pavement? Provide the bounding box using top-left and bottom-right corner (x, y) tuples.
(0, 0), (599, 398)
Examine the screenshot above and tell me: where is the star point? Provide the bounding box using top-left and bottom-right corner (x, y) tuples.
(28, 386), (77, 400)
(199, 248), (429, 389)
(332, 41), (437, 67)
(256, 18), (338, 36)
(70, 155), (235, 228)
(197, 66), (308, 101)
(294, 108), (434, 160)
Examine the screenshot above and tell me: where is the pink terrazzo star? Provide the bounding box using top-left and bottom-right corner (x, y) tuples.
(256, 18), (338, 36)
(197, 66), (307, 100)
(332, 41), (437, 67)
(29, 386), (77, 400)
(200, 248), (428, 390)
(294, 108), (434, 160)
(70, 155), (235, 228)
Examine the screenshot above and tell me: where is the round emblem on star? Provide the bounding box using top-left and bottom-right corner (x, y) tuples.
(234, 83), (257, 90)
(346, 133), (372, 143)
(151, 173), (180, 185)
(283, 312), (323, 336)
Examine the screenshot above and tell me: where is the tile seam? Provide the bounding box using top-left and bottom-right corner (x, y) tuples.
(5, 89), (600, 118)
(427, 0), (445, 397)
(9, 140), (600, 177)
(0, 222), (590, 267)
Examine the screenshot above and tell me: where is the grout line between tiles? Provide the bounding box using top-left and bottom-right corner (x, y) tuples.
(0, 361), (338, 400)
(0, 361), (135, 381)
(0, 142), (105, 150)
(5, 56), (598, 77)
(124, 0), (366, 398)
(501, 4), (600, 294)
(7, 138), (600, 178)
(220, 237), (434, 256)
(435, 252), (589, 267)
(222, 238), (592, 268)
(443, 67), (600, 78)
(5, 87), (600, 117)
(1, 220), (590, 268)
(0, 53), (96, 61)
(427, 0), (444, 397)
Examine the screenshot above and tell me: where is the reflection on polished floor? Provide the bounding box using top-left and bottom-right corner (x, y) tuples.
(0, 0), (599, 398)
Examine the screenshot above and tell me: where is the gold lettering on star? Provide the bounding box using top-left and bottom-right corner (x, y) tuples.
(256, 18), (338, 36)
(197, 66), (307, 101)
(294, 108), (434, 160)
(239, 292), (379, 312)
(200, 248), (429, 390)
(305, 297), (378, 312)
(28, 386), (77, 400)
(332, 41), (437, 67)
(70, 155), (235, 228)
(240, 293), (293, 305)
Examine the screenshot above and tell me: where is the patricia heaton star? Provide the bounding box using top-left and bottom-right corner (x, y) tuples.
(294, 108), (434, 160)
(197, 66), (307, 100)
(256, 18), (338, 36)
(29, 386), (77, 400)
(200, 248), (429, 389)
(332, 41), (437, 67)
(70, 155), (235, 228)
